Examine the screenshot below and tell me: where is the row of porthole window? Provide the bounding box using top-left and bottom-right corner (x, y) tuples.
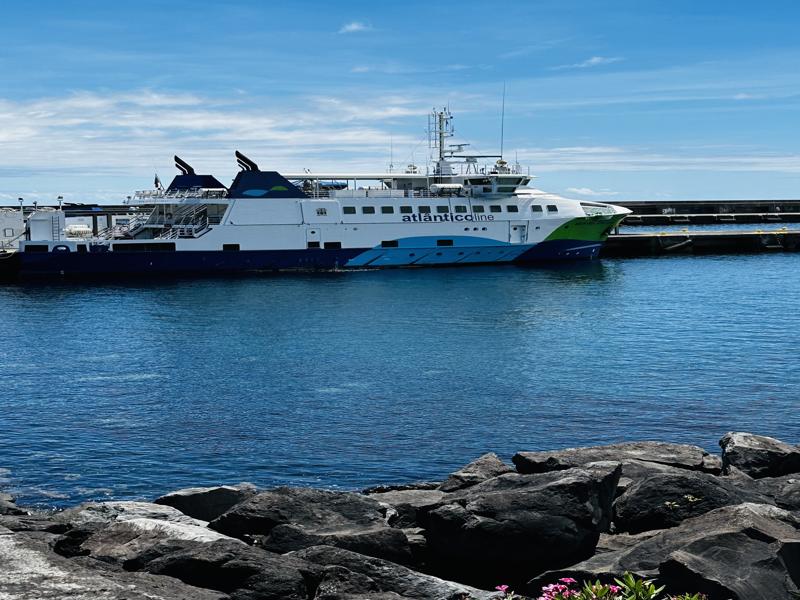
(337, 204), (558, 216)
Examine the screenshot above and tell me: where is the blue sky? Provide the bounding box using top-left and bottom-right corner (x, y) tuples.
(1, 0), (799, 202)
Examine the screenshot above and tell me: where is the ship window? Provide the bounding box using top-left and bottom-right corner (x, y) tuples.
(436, 205), (449, 214)
(3, 228), (13, 237)
(506, 205), (519, 213)
(307, 241), (320, 248)
(381, 240), (399, 247)
(418, 205), (431, 213)
(324, 241), (342, 249)
(362, 206), (376, 214)
(223, 244), (240, 251)
(316, 207), (328, 216)
(547, 205), (558, 212)
(381, 206), (394, 214)
(454, 205), (467, 213)
(343, 206), (356, 214)
(531, 205), (543, 212)
(490, 205), (502, 213)
(437, 239), (454, 246)
(400, 205), (413, 214)
(473, 205), (485, 213)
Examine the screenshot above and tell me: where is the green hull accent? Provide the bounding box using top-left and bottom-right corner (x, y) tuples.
(544, 214), (627, 242)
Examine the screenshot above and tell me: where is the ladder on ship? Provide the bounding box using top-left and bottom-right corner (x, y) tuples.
(51, 215), (60, 242)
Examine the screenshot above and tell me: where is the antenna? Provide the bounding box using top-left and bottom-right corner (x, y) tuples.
(500, 82), (506, 159)
(389, 134), (394, 173)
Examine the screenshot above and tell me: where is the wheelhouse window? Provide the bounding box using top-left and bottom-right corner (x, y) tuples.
(343, 206), (356, 214)
(506, 205), (519, 213)
(490, 205), (502, 213)
(454, 205), (467, 213)
(419, 205), (431, 214)
(531, 205), (543, 213)
(436, 205), (449, 214)
(381, 206), (394, 214)
(473, 205), (485, 213)
(362, 206), (376, 214)
(400, 205), (412, 214)
(547, 205), (558, 212)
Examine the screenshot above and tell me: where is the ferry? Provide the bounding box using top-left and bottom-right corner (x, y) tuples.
(1, 109), (630, 278)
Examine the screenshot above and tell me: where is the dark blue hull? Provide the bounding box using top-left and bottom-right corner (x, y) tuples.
(5, 239), (603, 279)
(14, 248), (367, 277)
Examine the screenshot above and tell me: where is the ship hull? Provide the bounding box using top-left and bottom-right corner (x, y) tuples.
(7, 238), (605, 278)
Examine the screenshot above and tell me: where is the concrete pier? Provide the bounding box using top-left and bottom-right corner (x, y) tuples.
(602, 229), (800, 257)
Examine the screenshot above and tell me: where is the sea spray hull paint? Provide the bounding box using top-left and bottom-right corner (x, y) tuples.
(10, 239), (604, 277)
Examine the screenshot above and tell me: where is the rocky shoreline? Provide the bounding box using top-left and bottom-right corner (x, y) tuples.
(1, 431), (799, 600)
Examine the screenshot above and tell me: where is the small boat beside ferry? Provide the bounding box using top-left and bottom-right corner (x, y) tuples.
(2, 109), (629, 278)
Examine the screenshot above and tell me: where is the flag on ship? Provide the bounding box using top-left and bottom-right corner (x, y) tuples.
(154, 174), (163, 190)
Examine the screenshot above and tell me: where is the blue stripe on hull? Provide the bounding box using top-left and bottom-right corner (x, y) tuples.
(346, 245), (528, 267)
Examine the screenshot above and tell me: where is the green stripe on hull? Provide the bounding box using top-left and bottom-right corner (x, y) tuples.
(545, 215), (626, 242)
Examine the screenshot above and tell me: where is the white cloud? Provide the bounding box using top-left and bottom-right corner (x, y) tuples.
(516, 145), (800, 173)
(566, 187), (618, 197)
(552, 56), (624, 70)
(338, 21), (372, 34)
(348, 62), (472, 75)
(0, 90), (438, 199)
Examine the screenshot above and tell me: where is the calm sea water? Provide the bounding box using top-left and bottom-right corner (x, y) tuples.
(2, 255), (799, 507)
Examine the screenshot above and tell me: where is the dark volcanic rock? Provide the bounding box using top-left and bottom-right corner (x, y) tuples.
(0, 492), (26, 516)
(0, 512), (69, 534)
(361, 482), (440, 494)
(0, 526), (228, 600)
(438, 453), (514, 493)
(755, 474), (800, 511)
(614, 470), (771, 533)
(313, 565), (381, 598)
(720, 431), (800, 478)
(77, 516), (241, 568)
(210, 487), (412, 564)
(366, 489), (447, 528)
(292, 545), (498, 600)
(155, 483), (257, 522)
(529, 503), (800, 600)
(513, 441), (721, 475)
(57, 500), (211, 528)
(317, 593), (409, 600)
(424, 463), (621, 585)
(145, 538), (319, 600)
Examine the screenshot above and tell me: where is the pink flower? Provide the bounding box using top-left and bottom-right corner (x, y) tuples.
(495, 584), (509, 592)
(559, 577), (577, 585)
(609, 585), (622, 593)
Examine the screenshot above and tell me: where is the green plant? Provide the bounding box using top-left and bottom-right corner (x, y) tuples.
(527, 572), (706, 600)
(614, 572), (665, 599)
